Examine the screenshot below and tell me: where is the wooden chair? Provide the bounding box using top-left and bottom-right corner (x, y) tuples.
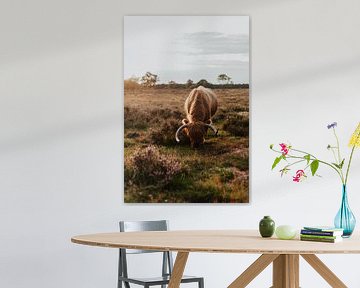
(118, 220), (204, 288)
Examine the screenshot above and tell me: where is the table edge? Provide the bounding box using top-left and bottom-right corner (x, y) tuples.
(71, 236), (360, 255)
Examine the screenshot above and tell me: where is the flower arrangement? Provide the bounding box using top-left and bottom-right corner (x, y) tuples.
(270, 122), (360, 185)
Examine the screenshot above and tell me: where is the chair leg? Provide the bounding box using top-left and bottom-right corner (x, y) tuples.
(198, 278), (204, 288)
(118, 279), (130, 288)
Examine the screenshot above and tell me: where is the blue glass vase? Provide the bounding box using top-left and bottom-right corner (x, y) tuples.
(334, 185), (356, 237)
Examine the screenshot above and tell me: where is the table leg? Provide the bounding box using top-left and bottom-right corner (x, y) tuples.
(301, 254), (347, 288)
(228, 254), (279, 288)
(272, 254), (299, 288)
(168, 252), (189, 288)
(228, 253), (348, 288)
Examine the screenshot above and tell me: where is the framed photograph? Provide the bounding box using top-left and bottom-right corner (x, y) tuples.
(124, 16), (249, 203)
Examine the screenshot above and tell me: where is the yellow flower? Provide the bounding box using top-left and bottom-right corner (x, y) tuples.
(349, 122), (360, 147)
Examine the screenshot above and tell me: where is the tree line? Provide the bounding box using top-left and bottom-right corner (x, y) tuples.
(125, 72), (249, 89)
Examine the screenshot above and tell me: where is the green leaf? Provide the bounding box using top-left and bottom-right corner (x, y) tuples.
(332, 162), (341, 169)
(304, 154), (311, 164)
(310, 160), (319, 176)
(270, 144), (274, 149)
(339, 159), (345, 169)
(271, 156), (282, 170)
(332, 159), (345, 169)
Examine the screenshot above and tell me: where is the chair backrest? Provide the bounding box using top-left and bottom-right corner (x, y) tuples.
(120, 220), (168, 232)
(118, 220), (174, 284)
(119, 220), (169, 254)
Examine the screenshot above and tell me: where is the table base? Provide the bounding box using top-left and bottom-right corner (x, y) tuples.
(168, 252), (348, 288)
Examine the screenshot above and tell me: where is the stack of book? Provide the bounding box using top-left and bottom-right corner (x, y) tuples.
(300, 226), (344, 243)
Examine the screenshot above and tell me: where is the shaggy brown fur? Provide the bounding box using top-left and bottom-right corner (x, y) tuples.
(182, 86), (218, 147)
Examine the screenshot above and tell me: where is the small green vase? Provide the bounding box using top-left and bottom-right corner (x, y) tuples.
(259, 216), (275, 238)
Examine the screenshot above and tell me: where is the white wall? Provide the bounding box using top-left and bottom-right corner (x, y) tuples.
(1, 0), (360, 287)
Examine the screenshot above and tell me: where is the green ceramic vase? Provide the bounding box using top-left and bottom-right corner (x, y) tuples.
(259, 216), (275, 238)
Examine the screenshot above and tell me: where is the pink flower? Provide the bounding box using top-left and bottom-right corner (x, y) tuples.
(279, 143), (289, 155)
(293, 170), (305, 182)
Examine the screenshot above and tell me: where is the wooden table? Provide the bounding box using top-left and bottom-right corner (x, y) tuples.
(71, 230), (360, 288)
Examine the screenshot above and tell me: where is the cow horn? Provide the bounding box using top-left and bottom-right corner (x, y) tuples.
(175, 124), (188, 142)
(205, 124), (218, 136)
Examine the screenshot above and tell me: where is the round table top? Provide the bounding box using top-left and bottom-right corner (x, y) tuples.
(71, 230), (360, 254)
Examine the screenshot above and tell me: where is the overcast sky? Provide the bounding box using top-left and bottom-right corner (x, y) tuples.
(124, 16), (249, 84)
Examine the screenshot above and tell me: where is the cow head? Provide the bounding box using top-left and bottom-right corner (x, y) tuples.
(175, 119), (218, 148)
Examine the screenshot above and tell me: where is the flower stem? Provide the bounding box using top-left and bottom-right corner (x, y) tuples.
(330, 148), (338, 164)
(332, 128), (345, 182)
(333, 128), (342, 164)
(276, 152), (343, 182)
(270, 147), (343, 180)
(291, 148), (317, 159)
(345, 145), (356, 185)
(287, 148), (344, 183)
(284, 159), (306, 169)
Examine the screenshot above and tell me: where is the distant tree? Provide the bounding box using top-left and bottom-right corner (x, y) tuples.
(186, 79), (194, 87)
(140, 72), (159, 87)
(168, 80), (177, 85)
(217, 74), (232, 84)
(124, 76), (140, 90)
(196, 79), (210, 87)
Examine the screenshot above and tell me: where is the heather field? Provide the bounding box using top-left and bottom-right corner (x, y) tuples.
(124, 86), (249, 203)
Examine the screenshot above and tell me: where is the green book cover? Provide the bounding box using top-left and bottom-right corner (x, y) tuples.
(303, 226), (343, 232)
(300, 237), (342, 243)
(300, 234), (339, 240)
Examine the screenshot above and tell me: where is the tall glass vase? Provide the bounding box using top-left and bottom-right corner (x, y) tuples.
(334, 185), (356, 237)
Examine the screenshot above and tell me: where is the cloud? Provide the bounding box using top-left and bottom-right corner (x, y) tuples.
(192, 59), (249, 68)
(155, 31), (250, 83)
(179, 31), (249, 55)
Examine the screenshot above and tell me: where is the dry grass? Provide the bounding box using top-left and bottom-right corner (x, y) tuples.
(124, 87), (249, 203)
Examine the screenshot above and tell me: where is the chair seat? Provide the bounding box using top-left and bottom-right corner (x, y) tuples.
(119, 275), (203, 286)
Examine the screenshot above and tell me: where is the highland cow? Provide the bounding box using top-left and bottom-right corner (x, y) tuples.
(175, 86), (218, 148)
